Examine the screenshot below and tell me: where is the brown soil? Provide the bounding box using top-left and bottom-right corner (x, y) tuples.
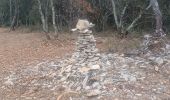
(0, 28), (75, 72)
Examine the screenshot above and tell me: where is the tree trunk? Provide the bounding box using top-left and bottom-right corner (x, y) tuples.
(37, 0), (51, 40)
(45, 0), (49, 33)
(9, 0), (12, 23)
(147, 0), (165, 37)
(119, 3), (128, 29)
(110, 0), (119, 30)
(50, 0), (58, 38)
(10, 0), (19, 31)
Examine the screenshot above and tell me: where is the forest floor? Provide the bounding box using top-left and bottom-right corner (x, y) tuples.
(1, 28), (170, 100)
(0, 28), (140, 73)
(0, 28), (74, 72)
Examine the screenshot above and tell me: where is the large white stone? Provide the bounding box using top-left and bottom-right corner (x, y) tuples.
(155, 57), (164, 66)
(90, 64), (100, 70)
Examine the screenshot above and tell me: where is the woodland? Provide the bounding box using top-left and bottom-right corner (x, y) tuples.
(0, 0), (170, 100)
(0, 0), (170, 37)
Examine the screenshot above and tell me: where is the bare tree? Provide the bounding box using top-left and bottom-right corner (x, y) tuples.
(10, 0), (19, 31)
(37, 0), (51, 40)
(110, 0), (142, 38)
(147, 0), (165, 37)
(111, 0), (120, 30)
(50, 0), (58, 38)
(9, 0), (12, 23)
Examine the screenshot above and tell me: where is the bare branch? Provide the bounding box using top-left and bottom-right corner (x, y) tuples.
(146, 0), (152, 10)
(119, 3), (128, 28)
(126, 12), (142, 31)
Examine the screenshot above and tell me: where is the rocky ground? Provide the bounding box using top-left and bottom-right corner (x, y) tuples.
(0, 29), (170, 100)
(1, 51), (170, 100)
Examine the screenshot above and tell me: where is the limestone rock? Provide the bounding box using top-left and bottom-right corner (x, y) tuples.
(79, 67), (91, 73)
(86, 89), (101, 97)
(155, 57), (164, 66)
(90, 65), (100, 70)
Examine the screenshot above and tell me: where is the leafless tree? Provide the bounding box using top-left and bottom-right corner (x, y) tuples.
(10, 0), (19, 31)
(50, 0), (58, 38)
(110, 0), (142, 38)
(9, 0), (12, 23)
(37, 0), (51, 40)
(147, 0), (165, 37)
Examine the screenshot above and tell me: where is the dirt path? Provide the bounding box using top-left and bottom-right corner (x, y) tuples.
(0, 28), (74, 71)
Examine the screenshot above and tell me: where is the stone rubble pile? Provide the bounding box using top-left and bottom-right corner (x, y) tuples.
(139, 34), (169, 56)
(72, 32), (101, 66)
(59, 20), (105, 95)
(71, 19), (100, 67)
(1, 52), (170, 99)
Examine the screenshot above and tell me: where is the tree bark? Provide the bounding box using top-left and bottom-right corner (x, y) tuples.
(50, 0), (58, 38)
(10, 0), (19, 31)
(9, 0), (12, 23)
(119, 3), (128, 29)
(110, 0), (119, 30)
(37, 0), (51, 40)
(147, 0), (165, 37)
